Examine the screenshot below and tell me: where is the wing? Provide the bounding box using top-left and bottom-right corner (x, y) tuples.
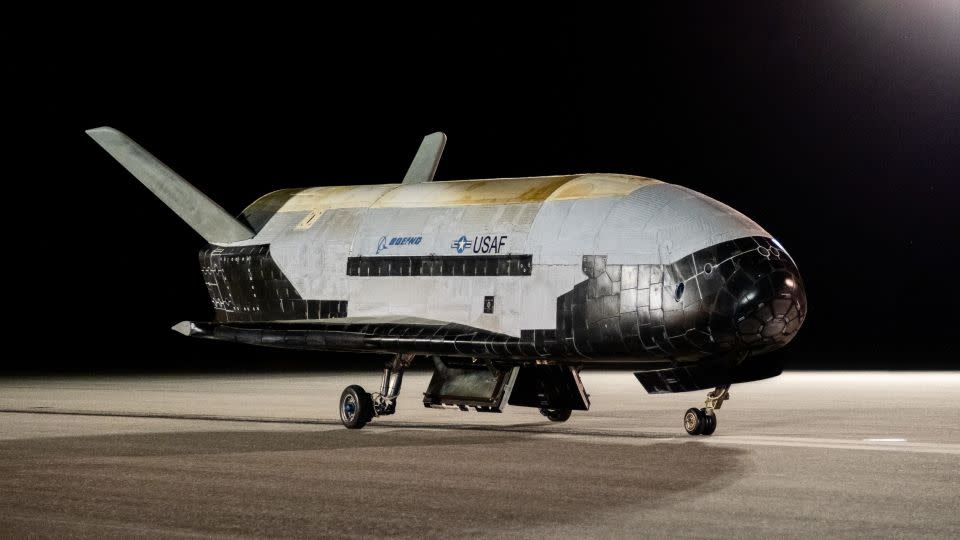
(172, 316), (550, 360)
(175, 317), (589, 413)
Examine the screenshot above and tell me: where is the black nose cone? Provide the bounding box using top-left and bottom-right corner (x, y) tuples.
(702, 238), (807, 353)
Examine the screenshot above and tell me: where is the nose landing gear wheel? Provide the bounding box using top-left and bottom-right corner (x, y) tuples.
(701, 412), (717, 436)
(340, 385), (374, 429)
(684, 385), (729, 436)
(540, 408), (572, 422)
(683, 407), (705, 435)
(683, 408), (718, 436)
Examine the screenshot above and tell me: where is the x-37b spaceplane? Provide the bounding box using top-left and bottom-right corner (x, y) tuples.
(88, 128), (806, 435)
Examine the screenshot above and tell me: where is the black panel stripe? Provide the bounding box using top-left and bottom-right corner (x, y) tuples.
(346, 255), (532, 277)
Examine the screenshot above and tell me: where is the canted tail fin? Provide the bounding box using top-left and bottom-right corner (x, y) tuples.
(402, 132), (447, 184)
(85, 127), (254, 244)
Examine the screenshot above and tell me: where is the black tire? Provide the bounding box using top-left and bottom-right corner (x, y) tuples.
(540, 408), (572, 422)
(701, 411), (717, 436)
(340, 385), (374, 429)
(683, 407), (705, 435)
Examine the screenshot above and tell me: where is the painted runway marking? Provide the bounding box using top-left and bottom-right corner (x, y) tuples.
(3, 408), (959, 455)
(701, 436), (958, 455)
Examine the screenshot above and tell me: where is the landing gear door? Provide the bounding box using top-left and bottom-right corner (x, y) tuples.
(422, 356), (519, 412)
(508, 365), (590, 411)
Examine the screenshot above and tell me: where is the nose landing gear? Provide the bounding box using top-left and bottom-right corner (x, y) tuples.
(683, 385), (729, 436)
(338, 353), (415, 429)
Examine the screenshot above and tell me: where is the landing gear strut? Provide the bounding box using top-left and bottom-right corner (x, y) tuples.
(338, 353), (415, 429)
(683, 385), (729, 436)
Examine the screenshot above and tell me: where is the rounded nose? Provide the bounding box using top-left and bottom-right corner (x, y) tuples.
(734, 261), (807, 350)
(730, 246), (807, 351)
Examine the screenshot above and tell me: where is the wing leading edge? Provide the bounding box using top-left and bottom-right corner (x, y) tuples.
(173, 317), (550, 360)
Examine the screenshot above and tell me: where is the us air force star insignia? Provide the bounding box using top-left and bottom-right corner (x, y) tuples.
(451, 235), (472, 254)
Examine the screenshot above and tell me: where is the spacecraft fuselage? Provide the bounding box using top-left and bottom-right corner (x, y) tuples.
(200, 174), (806, 367)
(87, 127), (806, 430)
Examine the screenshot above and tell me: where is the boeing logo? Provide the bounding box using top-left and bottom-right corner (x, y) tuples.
(451, 235), (508, 254)
(377, 235), (423, 254)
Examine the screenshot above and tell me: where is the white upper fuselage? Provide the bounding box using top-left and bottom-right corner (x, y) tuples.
(228, 174), (769, 335)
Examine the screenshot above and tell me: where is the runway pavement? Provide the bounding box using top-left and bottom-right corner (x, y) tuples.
(0, 371), (958, 538)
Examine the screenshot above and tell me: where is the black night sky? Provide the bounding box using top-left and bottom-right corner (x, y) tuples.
(13, 4), (959, 371)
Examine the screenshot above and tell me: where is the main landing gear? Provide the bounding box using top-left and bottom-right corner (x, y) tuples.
(683, 385), (730, 436)
(539, 408), (572, 422)
(339, 353), (414, 429)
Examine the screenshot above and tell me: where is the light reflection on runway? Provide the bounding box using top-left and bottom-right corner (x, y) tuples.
(1, 371), (958, 537)
(2, 407), (958, 455)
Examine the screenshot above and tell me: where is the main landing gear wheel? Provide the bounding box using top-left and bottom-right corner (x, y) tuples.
(540, 408), (572, 422)
(340, 385), (373, 429)
(338, 353), (415, 430)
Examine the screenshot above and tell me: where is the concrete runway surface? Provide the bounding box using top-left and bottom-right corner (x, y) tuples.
(0, 371), (958, 538)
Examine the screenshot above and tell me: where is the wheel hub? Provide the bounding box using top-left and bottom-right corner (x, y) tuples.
(342, 395), (357, 421)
